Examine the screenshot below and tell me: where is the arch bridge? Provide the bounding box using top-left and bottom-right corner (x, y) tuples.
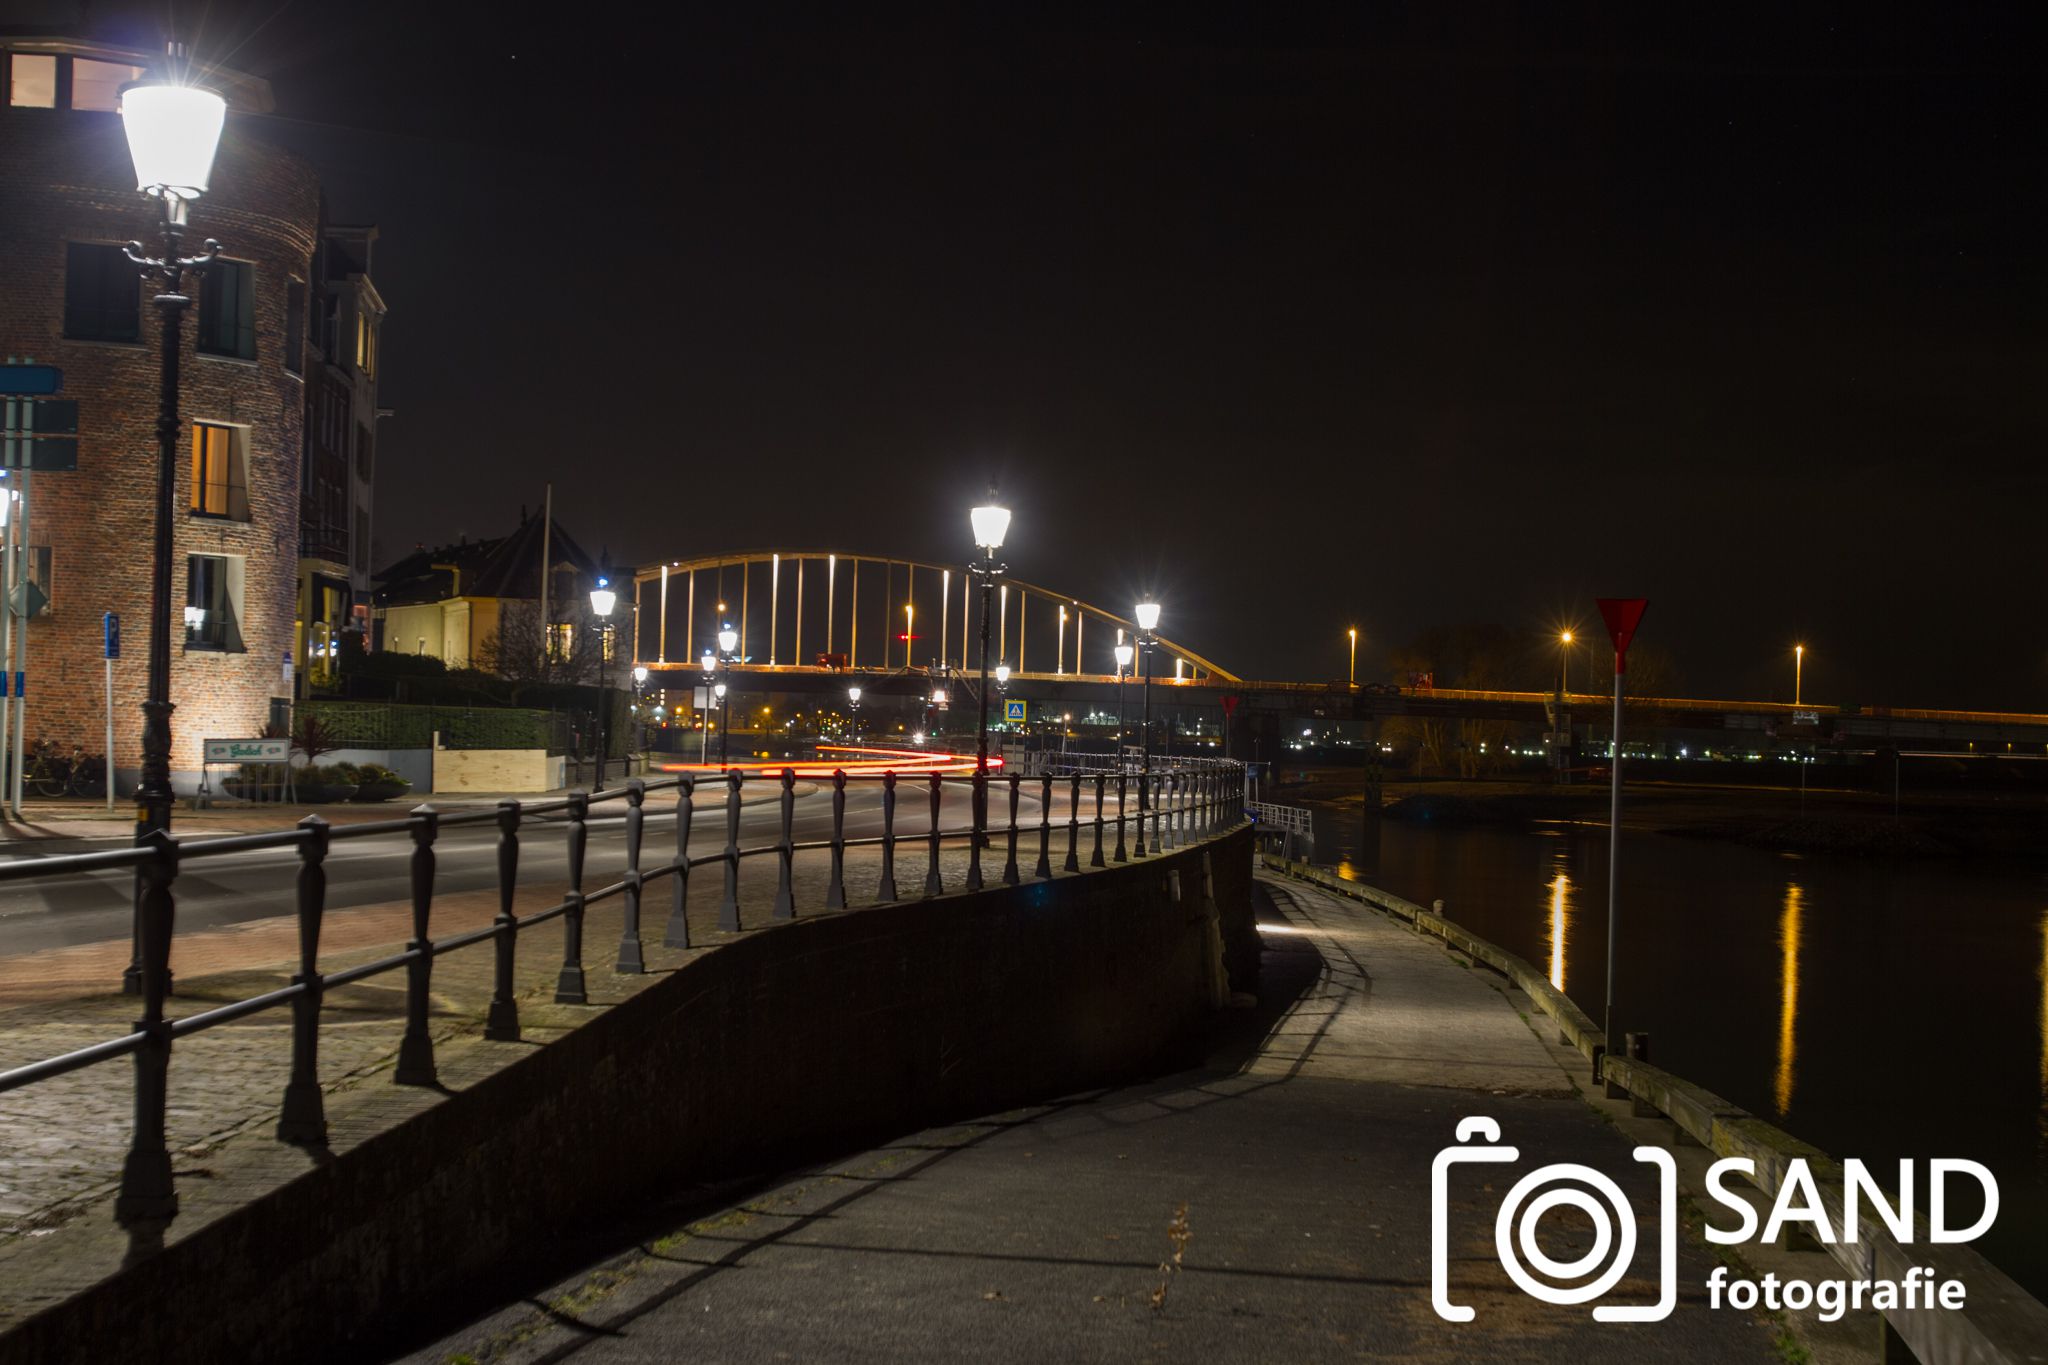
(627, 551), (1239, 686)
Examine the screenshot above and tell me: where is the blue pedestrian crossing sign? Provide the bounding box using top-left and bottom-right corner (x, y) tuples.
(1005, 699), (1027, 722)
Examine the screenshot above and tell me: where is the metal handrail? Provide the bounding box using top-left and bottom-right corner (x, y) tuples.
(0, 761), (1247, 1229)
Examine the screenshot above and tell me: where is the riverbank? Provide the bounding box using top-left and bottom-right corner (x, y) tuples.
(1267, 768), (2048, 860)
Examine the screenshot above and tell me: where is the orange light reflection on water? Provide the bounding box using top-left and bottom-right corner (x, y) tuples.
(1774, 883), (1804, 1117)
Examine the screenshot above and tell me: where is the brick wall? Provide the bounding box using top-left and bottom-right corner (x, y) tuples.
(0, 106), (319, 789)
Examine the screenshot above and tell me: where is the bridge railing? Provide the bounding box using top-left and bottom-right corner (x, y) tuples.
(0, 760), (1245, 1229)
(1248, 801), (1316, 861)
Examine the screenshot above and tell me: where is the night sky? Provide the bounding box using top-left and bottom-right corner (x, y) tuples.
(57, 3), (2048, 705)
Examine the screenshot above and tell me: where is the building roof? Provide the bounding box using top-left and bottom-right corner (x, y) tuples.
(375, 514), (601, 613)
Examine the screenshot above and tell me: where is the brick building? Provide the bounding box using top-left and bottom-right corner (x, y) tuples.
(0, 33), (368, 792)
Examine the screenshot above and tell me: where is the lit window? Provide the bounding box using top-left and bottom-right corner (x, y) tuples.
(197, 260), (256, 360)
(70, 59), (143, 112)
(354, 311), (376, 377)
(190, 422), (249, 519)
(547, 622), (575, 662)
(63, 242), (140, 342)
(7, 54), (55, 107)
(185, 554), (243, 651)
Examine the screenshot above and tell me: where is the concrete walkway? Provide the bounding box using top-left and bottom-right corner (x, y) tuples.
(397, 874), (1781, 1364)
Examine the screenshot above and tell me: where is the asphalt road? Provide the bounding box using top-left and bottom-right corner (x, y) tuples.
(0, 784), (1124, 959)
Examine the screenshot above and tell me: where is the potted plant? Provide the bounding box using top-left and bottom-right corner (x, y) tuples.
(294, 762), (358, 804)
(349, 763), (412, 803)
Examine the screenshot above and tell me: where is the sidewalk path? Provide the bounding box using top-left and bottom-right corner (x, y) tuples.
(397, 873), (1779, 1364)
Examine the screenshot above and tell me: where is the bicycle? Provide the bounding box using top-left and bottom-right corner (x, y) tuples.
(23, 739), (69, 799)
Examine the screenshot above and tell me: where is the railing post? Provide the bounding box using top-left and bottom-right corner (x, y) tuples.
(1089, 773), (1105, 867)
(1035, 774), (1054, 878)
(278, 815), (331, 1144)
(1002, 772), (1022, 885)
(1114, 771), (1129, 862)
(966, 770), (986, 890)
(395, 805), (439, 1086)
(115, 829), (178, 1225)
(1064, 773), (1081, 873)
(485, 799), (522, 1041)
(664, 776), (695, 949)
(773, 767), (797, 920)
(556, 790), (590, 1003)
(878, 771), (900, 901)
(617, 779), (648, 971)
(1169, 772), (1182, 848)
(827, 769), (848, 909)
(1134, 772), (1149, 856)
(925, 773), (944, 897)
(718, 770), (743, 931)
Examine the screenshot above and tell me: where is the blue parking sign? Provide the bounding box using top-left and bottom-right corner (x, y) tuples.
(103, 612), (120, 659)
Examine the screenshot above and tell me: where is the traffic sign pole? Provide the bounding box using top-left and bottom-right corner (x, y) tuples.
(1594, 597), (1648, 1091)
(105, 613), (121, 812)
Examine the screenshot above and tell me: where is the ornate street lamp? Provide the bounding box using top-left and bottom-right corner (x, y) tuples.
(1133, 601), (1161, 854)
(847, 683), (862, 743)
(969, 494), (1010, 849)
(117, 68), (224, 840)
(717, 625), (738, 767)
(589, 579), (617, 787)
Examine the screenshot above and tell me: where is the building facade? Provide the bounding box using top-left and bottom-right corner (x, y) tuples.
(0, 34), (351, 791)
(375, 514), (601, 672)
(296, 221), (385, 694)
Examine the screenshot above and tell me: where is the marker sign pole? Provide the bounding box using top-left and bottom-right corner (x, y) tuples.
(1595, 596), (1648, 1086)
(104, 613), (120, 810)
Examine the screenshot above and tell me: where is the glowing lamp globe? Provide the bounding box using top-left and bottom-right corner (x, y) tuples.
(995, 663), (1011, 685)
(718, 626), (739, 654)
(1134, 602), (1161, 633)
(970, 502), (1011, 551)
(119, 80), (226, 201)
(589, 579), (616, 618)
(1114, 643), (1134, 670)
(847, 686), (862, 704)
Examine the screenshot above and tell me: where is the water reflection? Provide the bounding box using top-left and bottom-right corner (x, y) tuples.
(1546, 859), (1573, 992)
(1774, 883), (1804, 1117)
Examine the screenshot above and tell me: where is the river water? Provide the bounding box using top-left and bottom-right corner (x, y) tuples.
(1312, 806), (2048, 1301)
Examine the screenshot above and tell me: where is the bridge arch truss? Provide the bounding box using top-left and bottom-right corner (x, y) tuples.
(628, 551), (1239, 683)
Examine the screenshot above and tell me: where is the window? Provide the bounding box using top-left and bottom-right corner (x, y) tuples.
(185, 554), (243, 652)
(21, 545), (52, 617)
(7, 54), (56, 107)
(197, 260), (256, 359)
(546, 622), (575, 663)
(285, 280), (306, 374)
(70, 59), (143, 112)
(354, 310), (376, 377)
(190, 422), (249, 519)
(62, 243), (140, 342)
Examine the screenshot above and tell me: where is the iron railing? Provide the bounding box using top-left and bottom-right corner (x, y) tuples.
(0, 759), (1245, 1227)
(1248, 800), (1315, 860)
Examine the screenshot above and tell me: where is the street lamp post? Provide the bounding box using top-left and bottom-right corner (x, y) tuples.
(717, 624), (738, 767)
(1114, 642), (1133, 758)
(589, 580), (616, 788)
(1557, 629), (1574, 785)
(1134, 602), (1160, 854)
(632, 664), (649, 770)
(116, 64), (226, 1004)
(699, 649), (716, 765)
(847, 684), (862, 744)
(970, 495), (1011, 844)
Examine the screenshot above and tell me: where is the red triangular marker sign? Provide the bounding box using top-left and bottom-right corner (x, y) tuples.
(1596, 598), (1649, 673)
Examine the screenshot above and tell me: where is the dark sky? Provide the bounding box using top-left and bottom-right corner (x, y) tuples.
(66, 2), (2048, 705)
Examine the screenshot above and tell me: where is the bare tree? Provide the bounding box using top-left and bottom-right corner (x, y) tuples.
(475, 600), (605, 701)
